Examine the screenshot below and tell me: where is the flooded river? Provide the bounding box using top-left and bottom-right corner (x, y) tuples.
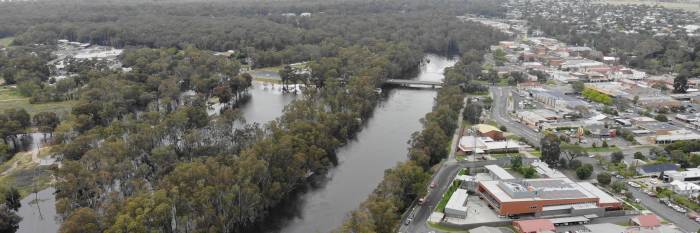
(14, 55), (454, 233)
(262, 54), (456, 233)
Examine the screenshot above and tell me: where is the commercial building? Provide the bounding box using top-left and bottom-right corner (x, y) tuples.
(473, 124), (505, 140)
(579, 222), (683, 233)
(655, 130), (700, 144)
(527, 88), (588, 112)
(530, 160), (567, 178)
(458, 136), (521, 154)
(676, 113), (700, 123)
(670, 180), (700, 197)
(516, 110), (559, 129)
(484, 165), (516, 180)
(445, 188), (469, 218)
(455, 174), (478, 192)
(477, 177), (621, 217)
(640, 122), (680, 136)
(561, 58), (606, 71)
(665, 168), (700, 183)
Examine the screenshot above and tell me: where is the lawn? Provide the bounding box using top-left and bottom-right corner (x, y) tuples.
(458, 168), (469, 176)
(427, 222), (469, 232)
(0, 37), (13, 47)
(0, 86), (76, 117)
(436, 181), (460, 212)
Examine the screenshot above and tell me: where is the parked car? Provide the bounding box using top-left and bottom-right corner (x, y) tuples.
(430, 181), (437, 189)
(404, 218), (412, 225)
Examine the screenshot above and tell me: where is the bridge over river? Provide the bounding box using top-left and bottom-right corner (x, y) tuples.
(383, 79), (442, 88)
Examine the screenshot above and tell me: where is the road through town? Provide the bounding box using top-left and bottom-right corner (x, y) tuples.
(628, 185), (700, 233)
(490, 86), (541, 146)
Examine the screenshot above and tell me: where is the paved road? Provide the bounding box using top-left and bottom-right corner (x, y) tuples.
(627, 185), (700, 233)
(490, 86), (541, 146)
(399, 157), (537, 233)
(399, 95), (466, 233)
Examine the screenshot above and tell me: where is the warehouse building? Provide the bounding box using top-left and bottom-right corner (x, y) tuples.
(665, 168), (700, 183)
(445, 188), (469, 218)
(473, 124), (505, 140)
(477, 177), (621, 217)
(484, 165), (516, 180)
(458, 136), (521, 154)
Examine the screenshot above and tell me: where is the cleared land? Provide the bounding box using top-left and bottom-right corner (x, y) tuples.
(246, 62), (308, 82)
(0, 86), (76, 117)
(0, 37), (13, 47)
(597, 0), (700, 12)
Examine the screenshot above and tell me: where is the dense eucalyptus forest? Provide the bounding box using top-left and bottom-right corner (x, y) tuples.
(0, 0), (508, 232)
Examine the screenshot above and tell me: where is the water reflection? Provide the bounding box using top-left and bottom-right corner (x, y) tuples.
(16, 188), (59, 233)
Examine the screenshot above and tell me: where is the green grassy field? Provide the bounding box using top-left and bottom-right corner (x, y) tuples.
(597, 0), (700, 12)
(0, 37), (13, 47)
(0, 86), (76, 117)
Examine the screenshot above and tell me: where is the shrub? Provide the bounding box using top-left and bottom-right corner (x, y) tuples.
(597, 172), (612, 185)
(576, 164), (594, 179)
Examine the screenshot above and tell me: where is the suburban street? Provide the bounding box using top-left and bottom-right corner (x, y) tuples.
(627, 185), (700, 232)
(490, 86), (541, 146)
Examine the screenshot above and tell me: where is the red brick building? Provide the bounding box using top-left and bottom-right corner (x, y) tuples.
(478, 178), (621, 217)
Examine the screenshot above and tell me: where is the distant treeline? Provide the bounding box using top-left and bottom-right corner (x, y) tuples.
(2, 0), (504, 67)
